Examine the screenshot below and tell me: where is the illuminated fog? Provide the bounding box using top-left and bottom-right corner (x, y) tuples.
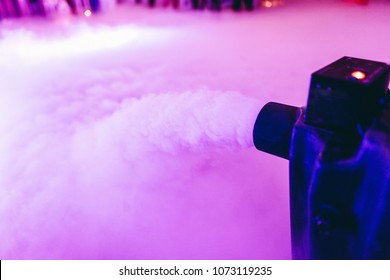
(0, 0), (389, 259)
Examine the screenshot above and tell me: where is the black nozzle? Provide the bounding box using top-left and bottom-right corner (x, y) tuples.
(253, 102), (301, 159)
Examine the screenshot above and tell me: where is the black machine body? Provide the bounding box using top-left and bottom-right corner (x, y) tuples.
(253, 56), (390, 259)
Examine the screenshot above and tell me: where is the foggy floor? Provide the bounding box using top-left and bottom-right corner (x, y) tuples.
(0, 0), (389, 259)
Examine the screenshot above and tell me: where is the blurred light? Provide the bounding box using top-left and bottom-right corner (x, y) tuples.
(0, 25), (176, 65)
(261, 0), (284, 8)
(351, 71), (366, 80)
(84, 10), (92, 17)
(263, 0), (273, 7)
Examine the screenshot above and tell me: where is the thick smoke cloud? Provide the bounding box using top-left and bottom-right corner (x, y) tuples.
(0, 21), (268, 259)
(0, 2), (389, 259)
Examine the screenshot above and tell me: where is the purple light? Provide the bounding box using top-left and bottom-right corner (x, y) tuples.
(0, 1), (389, 260)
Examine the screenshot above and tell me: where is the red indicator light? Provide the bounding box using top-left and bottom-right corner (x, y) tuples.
(351, 71), (366, 80)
